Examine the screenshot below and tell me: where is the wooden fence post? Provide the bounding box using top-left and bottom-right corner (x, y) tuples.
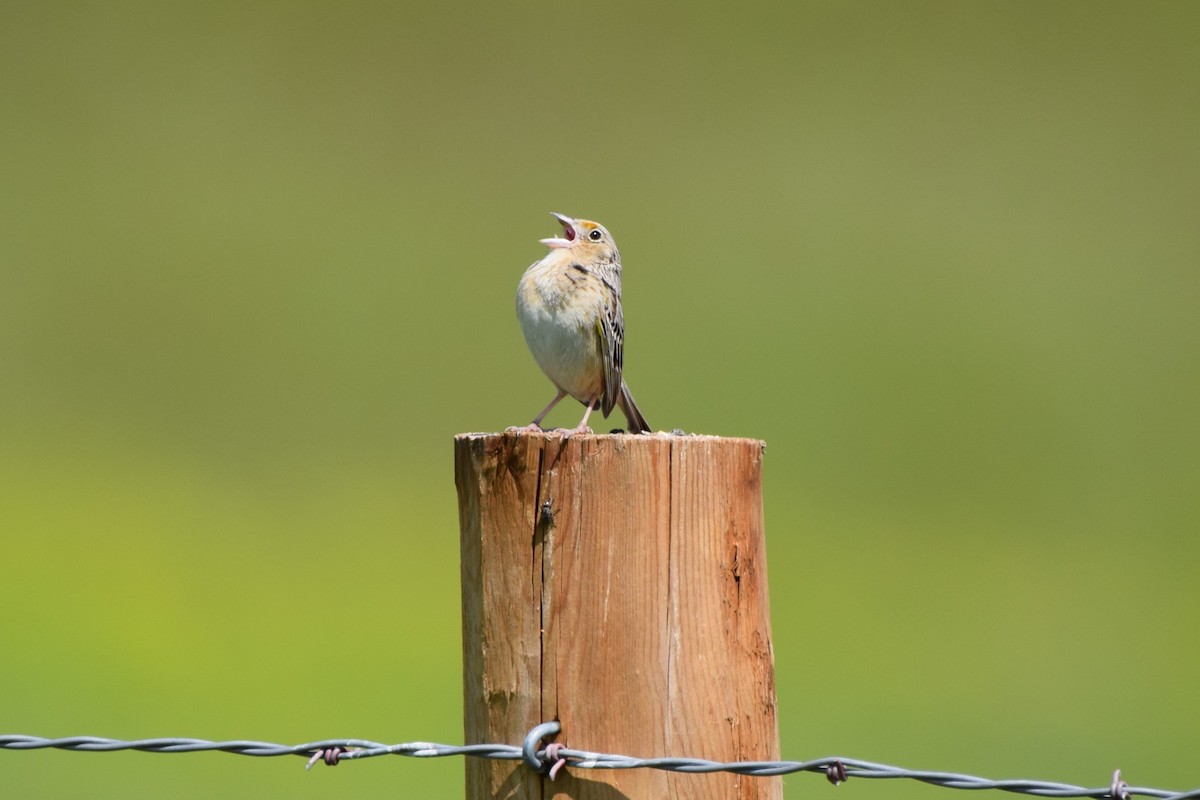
(455, 432), (780, 800)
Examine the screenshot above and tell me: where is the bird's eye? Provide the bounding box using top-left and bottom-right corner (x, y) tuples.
(588, 229), (602, 241)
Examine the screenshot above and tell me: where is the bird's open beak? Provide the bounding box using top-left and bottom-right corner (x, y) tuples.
(539, 212), (577, 249)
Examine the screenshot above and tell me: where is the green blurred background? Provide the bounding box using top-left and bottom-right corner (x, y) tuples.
(2, 1), (1198, 797)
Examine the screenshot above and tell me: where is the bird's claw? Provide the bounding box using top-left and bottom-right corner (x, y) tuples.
(560, 424), (593, 440)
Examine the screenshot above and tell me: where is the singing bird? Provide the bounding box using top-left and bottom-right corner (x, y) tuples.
(515, 212), (651, 435)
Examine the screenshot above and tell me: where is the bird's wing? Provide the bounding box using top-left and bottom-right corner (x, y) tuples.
(597, 295), (624, 417)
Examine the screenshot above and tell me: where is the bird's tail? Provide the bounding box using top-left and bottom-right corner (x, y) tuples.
(617, 382), (651, 434)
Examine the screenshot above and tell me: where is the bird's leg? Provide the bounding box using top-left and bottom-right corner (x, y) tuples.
(532, 389), (569, 427)
(563, 397), (597, 438)
(509, 389), (568, 433)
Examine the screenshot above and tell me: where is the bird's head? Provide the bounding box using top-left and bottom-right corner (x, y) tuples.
(539, 212), (620, 264)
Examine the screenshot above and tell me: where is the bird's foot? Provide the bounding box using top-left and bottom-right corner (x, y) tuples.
(560, 423), (593, 440)
(507, 423), (546, 434)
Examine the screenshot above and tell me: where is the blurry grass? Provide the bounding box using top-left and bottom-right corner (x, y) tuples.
(0, 439), (462, 796)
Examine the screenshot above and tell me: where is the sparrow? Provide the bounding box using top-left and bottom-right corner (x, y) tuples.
(514, 212), (650, 434)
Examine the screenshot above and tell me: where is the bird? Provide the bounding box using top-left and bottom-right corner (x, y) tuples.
(514, 212), (651, 435)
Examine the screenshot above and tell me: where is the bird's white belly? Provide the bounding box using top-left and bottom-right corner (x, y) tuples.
(517, 282), (603, 403)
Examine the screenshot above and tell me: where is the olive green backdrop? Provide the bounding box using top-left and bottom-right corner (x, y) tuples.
(2, 2), (1197, 798)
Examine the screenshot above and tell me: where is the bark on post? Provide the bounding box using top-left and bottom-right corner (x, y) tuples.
(456, 432), (780, 800)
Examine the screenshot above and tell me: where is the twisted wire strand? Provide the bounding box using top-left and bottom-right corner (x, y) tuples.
(2, 732), (1196, 800)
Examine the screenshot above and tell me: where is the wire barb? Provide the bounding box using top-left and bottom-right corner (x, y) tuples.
(544, 743), (568, 780)
(1112, 770), (1132, 800)
(305, 747), (347, 770)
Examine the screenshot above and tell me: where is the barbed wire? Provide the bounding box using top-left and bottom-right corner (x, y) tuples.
(3, 723), (1197, 800)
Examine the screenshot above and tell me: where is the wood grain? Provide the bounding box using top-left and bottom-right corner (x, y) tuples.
(456, 432), (779, 800)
